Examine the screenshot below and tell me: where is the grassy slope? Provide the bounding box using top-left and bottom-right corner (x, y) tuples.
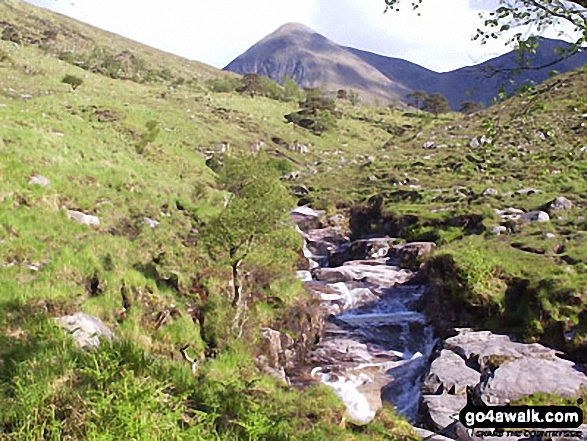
(0, 1), (420, 440)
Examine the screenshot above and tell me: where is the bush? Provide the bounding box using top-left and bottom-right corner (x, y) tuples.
(61, 74), (84, 90)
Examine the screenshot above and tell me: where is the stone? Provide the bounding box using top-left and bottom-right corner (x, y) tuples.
(391, 242), (436, 270)
(66, 210), (100, 226)
(519, 210), (549, 223)
(482, 357), (587, 405)
(56, 312), (114, 349)
(515, 188), (541, 195)
(296, 270), (313, 282)
(143, 217), (159, 228)
(548, 196), (573, 211)
(492, 226), (507, 235)
(329, 238), (393, 267)
(291, 206), (324, 230)
(423, 141), (436, 149)
(482, 188), (498, 197)
(422, 393), (467, 431)
(422, 349), (480, 395)
(314, 264), (413, 287)
(28, 175), (50, 187)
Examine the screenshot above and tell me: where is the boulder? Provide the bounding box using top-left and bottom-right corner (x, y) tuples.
(56, 312), (114, 349)
(548, 196), (573, 211)
(143, 217), (159, 228)
(423, 349), (480, 395)
(28, 175), (50, 187)
(492, 226), (507, 235)
(67, 210), (100, 227)
(291, 206), (324, 230)
(519, 210), (549, 223)
(329, 238), (393, 267)
(482, 357), (587, 405)
(482, 188), (498, 197)
(391, 242), (436, 270)
(314, 263), (413, 287)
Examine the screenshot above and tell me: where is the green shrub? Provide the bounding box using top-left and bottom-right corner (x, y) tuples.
(61, 74), (84, 90)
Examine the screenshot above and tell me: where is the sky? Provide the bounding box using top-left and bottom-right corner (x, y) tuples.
(23, 0), (580, 73)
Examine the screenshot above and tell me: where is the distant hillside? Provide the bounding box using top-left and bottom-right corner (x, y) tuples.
(226, 23), (587, 109)
(349, 39), (587, 109)
(224, 23), (411, 105)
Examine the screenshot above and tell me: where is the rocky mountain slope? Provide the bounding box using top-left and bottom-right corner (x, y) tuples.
(224, 23), (411, 105)
(226, 23), (587, 109)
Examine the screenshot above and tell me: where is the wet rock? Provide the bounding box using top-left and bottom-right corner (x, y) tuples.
(296, 270), (313, 282)
(548, 196), (573, 211)
(329, 238), (393, 267)
(66, 210), (100, 227)
(423, 349), (480, 395)
(56, 312), (114, 349)
(28, 175), (50, 187)
(314, 263), (413, 287)
(291, 206), (325, 230)
(519, 210), (549, 223)
(304, 227), (349, 257)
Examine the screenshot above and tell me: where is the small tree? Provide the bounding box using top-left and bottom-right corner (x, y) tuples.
(423, 93), (450, 117)
(348, 90), (361, 106)
(199, 153), (297, 335)
(459, 101), (484, 115)
(407, 90), (428, 111)
(62, 74), (84, 91)
(283, 76), (303, 102)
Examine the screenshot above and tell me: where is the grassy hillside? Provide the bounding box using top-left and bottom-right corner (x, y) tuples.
(0, 1), (421, 439)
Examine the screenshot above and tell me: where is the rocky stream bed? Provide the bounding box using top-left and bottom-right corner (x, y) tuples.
(286, 206), (587, 441)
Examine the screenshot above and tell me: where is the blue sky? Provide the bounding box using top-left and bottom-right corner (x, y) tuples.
(24, 0), (578, 72)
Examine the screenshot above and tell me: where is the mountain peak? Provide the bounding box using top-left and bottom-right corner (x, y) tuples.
(272, 22), (316, 36)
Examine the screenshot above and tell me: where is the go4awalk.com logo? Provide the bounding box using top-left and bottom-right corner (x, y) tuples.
(457, 388), (584, 438)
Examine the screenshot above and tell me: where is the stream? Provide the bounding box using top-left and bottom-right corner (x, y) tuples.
(291, 206), (438, 425)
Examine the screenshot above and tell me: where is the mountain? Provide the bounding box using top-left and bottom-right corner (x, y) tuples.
(226, 23), (587, 109)
(348, 39), (587, 109)
(224, 23), (411, 105)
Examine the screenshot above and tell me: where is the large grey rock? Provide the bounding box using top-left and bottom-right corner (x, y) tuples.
(482, 188), (498, 197)
(423, 349), (480, 395)
(314, 263), (413, 287)
(519, 210), (549, 223)
(423, 393), (467, 431)
(291, 206), (324, 230)
(392, 242), (436, 270)
(56, 312), (114, 349)
(444, 329), (556, 370)
(482, 357), (587, 405)
(329, 237), (394, 266)
(548, 196), (573, 211)
(67, 210), (100, 226)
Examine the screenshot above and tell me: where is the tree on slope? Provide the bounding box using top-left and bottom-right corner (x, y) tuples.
(199, 153), (297, 335)
(407, 90), (428, 111)
(423, 93), (450, 117)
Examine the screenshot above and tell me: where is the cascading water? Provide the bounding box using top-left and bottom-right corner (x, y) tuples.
(292, 207), (438, 425)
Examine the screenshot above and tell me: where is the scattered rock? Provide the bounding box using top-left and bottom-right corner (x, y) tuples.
(66, 210), (100, 226)
(519, 210), (549, 223)
(28, 175), (50, 187)
(423, 141), (436, 150)
(515, 188), (541, 196)
(482, 188), (498, 197)
(143, 217), (159, 228)
(291, 206), (324, 230)
(56, 312), (114, 349)
(492, 226), (507, 235)
(548, 196), (573, 211)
